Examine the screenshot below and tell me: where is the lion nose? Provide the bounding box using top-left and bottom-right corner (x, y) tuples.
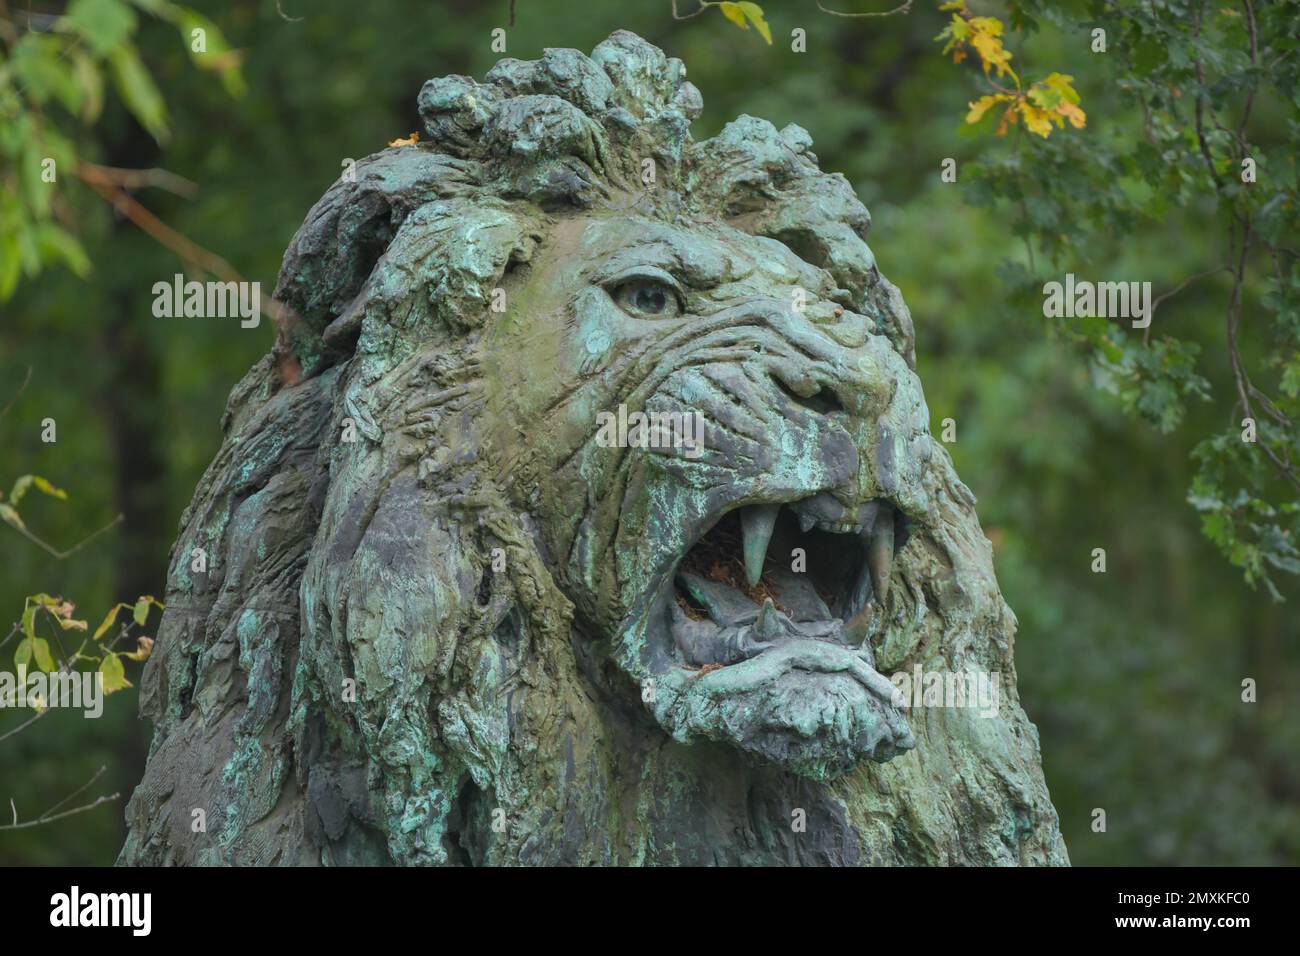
(769, 366), (846, 416)
(768, 351), (892, 421)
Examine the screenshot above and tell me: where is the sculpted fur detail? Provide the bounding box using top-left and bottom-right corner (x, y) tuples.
(120, 32), (1067, 866)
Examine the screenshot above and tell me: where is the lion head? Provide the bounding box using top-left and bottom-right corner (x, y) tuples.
(121, 32), (1066, 866)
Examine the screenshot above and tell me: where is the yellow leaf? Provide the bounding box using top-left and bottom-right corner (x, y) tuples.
(122, 635), (155, 662)
(966, 94), (1006, 124)
(995, 105), (1017, 136)
(32, 637), (56, 673)
(736, 2), (772, 45)
(30, 595), (87, 630)
(1019, 101), (1054, 137)
(719, 2), (747, 29)
(9, 475), (66, 507)
(388, 132), (419, 147)
(1056, 100), (1087, 129)
(971, 31), (1014, 77)
(92, 603), (128, 641)
(967, 16), (1004, 37)
(31, 476), (67, 500)
(98, 653), (131, 694)
(718, 2), (772, 45)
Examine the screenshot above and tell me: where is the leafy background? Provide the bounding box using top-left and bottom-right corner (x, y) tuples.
(1, 0), (1296, 865)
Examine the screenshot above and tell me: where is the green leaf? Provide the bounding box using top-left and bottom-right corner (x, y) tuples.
(108, 43), (170, 143)
(72, 48), (106, 122)
(14, 637), (33, 670)
(98, 652), (131, 693)
(133, 597), (150, 626)
(21, 142), (52, 218)
(9, 476), (32, 506)
(170, 5), (248, 97)
(35, 225), (93, 278)
(0, 235), (22, 302)
(32, 638), (57, 673)
(1041, 72), (1081, 104)
(65, 0), (139, 56)
(0, 503), (24, 530)
(9, 34), (76, 107)
(1280, 355), (1300, 399)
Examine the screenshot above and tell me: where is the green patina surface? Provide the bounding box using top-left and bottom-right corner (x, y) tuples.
(119, 32), (1067, 866)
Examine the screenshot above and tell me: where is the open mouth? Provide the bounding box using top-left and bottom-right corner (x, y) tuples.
(668, 493), (910, 669)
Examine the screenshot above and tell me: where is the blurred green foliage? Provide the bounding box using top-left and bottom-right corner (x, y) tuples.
(1, 0), (1296, 865)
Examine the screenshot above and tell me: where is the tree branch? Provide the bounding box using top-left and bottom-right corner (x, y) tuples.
(0, 765), (120, 830)
(1224, 219), (1300, 490)
(75, 167), (298, 326)
(671, 0), (713, 20)
(0, 708), (47, 744)
(76, 162), (198, 198)
(0, 366), (31, 420)
(1143, 267), (1231, 346)
(3, 511), (123, 559)
(816, 1), (912, 17)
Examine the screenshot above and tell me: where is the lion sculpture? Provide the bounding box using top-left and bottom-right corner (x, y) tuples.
(119, 32), (1068, 866)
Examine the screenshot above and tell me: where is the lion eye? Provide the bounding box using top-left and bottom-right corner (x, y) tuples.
(613, 279), (682, 318)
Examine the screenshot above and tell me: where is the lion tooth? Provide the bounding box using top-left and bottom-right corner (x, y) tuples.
(858, 500), (881, 537)
(670, 599), (723, 664)
(755, 597), (782, 639)
(842, 601), (874, 644)
(867, 504), (895, 604)
(845, 550), (874, 621)
(798, 512), (816, 534)
(741, 503), (781, 588)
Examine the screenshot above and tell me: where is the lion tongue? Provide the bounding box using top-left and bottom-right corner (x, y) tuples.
(676, 571), (758, 626)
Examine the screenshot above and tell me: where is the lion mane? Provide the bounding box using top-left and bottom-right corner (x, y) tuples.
(120, 32), (1067, 866)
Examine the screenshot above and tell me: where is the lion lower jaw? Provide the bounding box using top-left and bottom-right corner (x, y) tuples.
(646, 637), (916, 778)
(683, 636), (899, 700)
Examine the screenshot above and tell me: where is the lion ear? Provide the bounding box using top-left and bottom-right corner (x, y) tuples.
(300, 447), (543, 796)
(274, 149), (477, 340)
(305, 467), (487, 700)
